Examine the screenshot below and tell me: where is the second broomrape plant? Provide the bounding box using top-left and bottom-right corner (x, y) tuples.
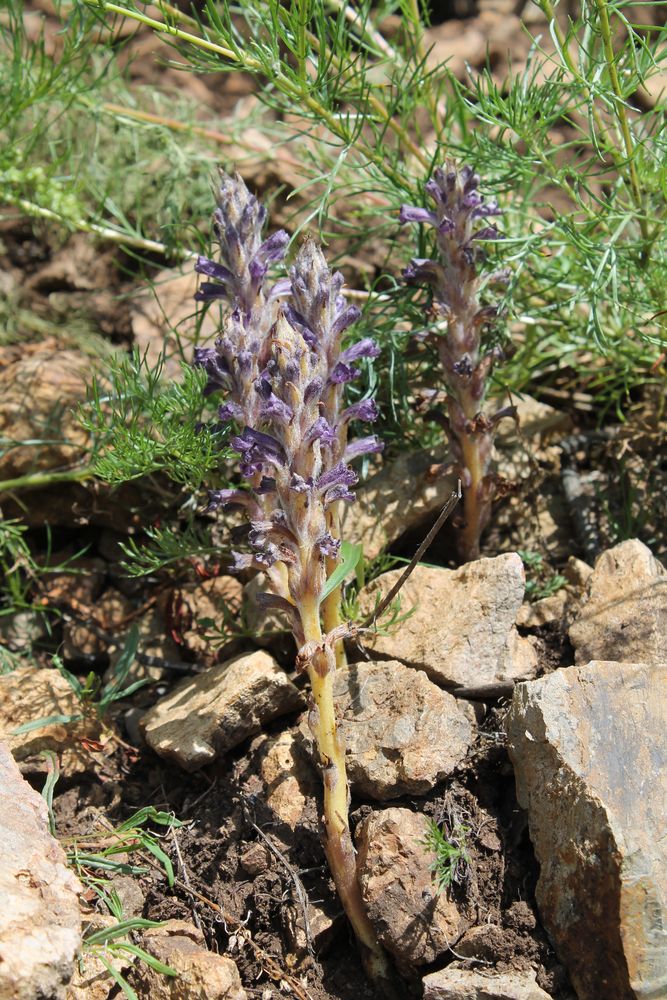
(400, 164), (516, 562)
(194, 174), (388, 978)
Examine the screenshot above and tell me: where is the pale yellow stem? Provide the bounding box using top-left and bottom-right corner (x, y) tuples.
(299, 597), (391, 983)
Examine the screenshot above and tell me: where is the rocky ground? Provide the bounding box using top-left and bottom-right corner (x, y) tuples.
(1, 2), (667, 999)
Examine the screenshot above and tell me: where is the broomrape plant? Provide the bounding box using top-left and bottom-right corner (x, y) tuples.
(194, 173), (388, 980)
(400, 164), (516, 561)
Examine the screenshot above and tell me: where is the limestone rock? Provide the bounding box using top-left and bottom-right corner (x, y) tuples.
(506, 660), (667, 1000)
(340, 448), (456, 560)
(0, 666), (104, 774)
(325, 660), (472, 799)
(0, 743), (82, 1000)
(569, 539), (667, 664)
(141, 651), (303, 772)
(0, 349), (90, 479)
(134, 920), (247, 1000)
(356, 807), (469, 965)
(423, 963), (553, 999)
(258, 730), (318, 828)
(358, 554), (534, 694)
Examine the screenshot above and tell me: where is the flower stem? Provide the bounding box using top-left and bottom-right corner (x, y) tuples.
(299, 596), (391, 984)
(321, 505), (347, 670)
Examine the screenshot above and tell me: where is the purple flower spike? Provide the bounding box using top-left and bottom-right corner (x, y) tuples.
(400, 161), (510, 563)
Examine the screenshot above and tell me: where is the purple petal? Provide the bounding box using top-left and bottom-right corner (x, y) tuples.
(437, 217), (455, 235)
(254, 230), (289, 265)
(341, 398), (379, 424)
(304, 376), (324, 403)
(462, 191), (483, 209)
(317, 461), (358, 493)
(331, 304), (361, 338)
(195, 282), (229, 302)
(256, 476), (276, 494)
(344, 435), (384, 460)
(248, 256), (267, 285)
(229, 550), (255, 573)
(290, 473), (313, 494)
(195, 256), (234, 283)
(403, 258), (445, 284)
(317, 532), (341, 558)
(232, 427), (286, 467)
(268, 277), (293, 300)
(329, 361), (360, 384)
(340, 338), (381, 364)
(472, 199), (501, 219)
(305, 417), (336, 447)
(193, 347), (229, 394)
(255, 380), (293, 424)
(254, 542), (282, 568)
(218, 401), (244, 422)
(474, 226), (501, 241)
(399, 205), (436, 226)
(323, 484), (356, 506)
(206, 488), (259, 514)
(282, 304), (318, 347)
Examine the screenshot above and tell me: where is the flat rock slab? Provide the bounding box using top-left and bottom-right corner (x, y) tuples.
(507, 661), (667, 1000)
(423, 963), (553, 999)
(0, 665), (104, 775)
(0, 742), (82, 1000)
(329, 659), (473, 799)
(141, 650), (303, 772)
(356, 807), (469, 965)
(358, 554), (536, 694)
(136, 920), (247, 999)
(569, 539), (667, 665)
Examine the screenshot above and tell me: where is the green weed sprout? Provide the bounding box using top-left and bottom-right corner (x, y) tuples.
(422, 818), (471, 893)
